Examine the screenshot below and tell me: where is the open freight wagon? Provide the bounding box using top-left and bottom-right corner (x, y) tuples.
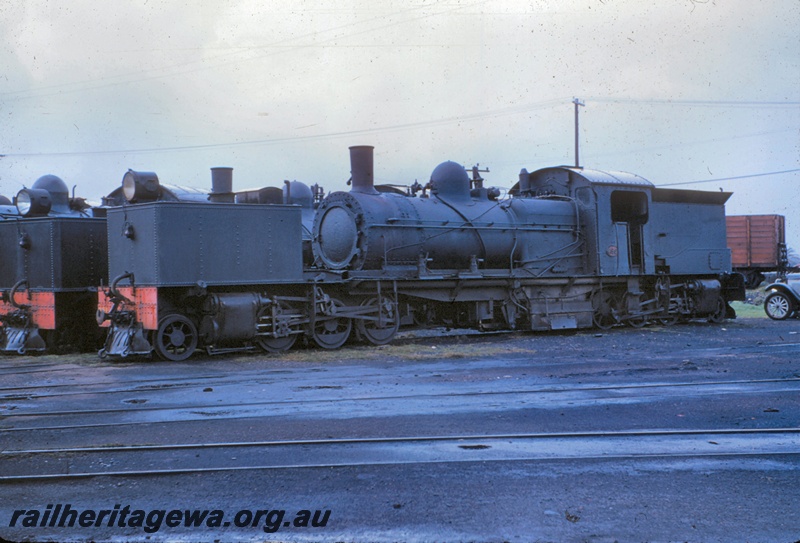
(726, 214), (787, 288)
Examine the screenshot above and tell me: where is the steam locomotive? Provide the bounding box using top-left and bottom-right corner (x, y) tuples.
(96, 146), (745, 360)
(0, 175), (106, 354)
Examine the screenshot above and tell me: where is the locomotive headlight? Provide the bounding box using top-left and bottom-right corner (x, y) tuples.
(15, 188), (52, 216)
(122, 170), (161, 203)
(15, 191), (31, 215)
(122, 173), (137, 202)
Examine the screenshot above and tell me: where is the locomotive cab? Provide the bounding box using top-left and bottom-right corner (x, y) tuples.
(524, 167), (656, 277)
(521, 166), (741, 326)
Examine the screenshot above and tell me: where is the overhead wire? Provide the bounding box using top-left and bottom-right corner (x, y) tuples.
(585, 97), (800, 109)
(655, 168), (800, 187)
(0, 98), (567, 157)
(0, 0), (486, 102)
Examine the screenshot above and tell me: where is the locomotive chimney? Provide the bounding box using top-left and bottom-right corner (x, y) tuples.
(210, 167), (235, 203)
(349, 145), (378, 194)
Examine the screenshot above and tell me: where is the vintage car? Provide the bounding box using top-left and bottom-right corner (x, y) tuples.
(764, 274), (800, 320)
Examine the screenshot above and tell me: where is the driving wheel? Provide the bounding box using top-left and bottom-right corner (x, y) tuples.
(311, 298), (351, 349)
(356, 296), (399, 345)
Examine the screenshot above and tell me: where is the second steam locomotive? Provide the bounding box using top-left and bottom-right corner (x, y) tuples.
(97, 146), (745, 360)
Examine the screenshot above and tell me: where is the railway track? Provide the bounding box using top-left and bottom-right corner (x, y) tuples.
(3, 377), (798, 433)
(1, 339), (796, 401)
(3, 428), (798, 482)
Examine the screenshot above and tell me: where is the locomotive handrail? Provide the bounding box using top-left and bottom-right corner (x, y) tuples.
(9, 279), (30, 310)
(372, 221), (574, 231)
(109, 272), (135, 305)
(431, 195), (489, 261)
(516, 240), (587, 279)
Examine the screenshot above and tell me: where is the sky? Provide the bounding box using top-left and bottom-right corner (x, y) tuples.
(1, 0), (799, 248)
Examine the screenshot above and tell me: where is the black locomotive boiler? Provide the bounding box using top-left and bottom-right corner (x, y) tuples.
(98, 146), (745, 361)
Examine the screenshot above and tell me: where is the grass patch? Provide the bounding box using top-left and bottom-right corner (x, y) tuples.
(730, 301), (766, 319)
(230, 341), (537, 364)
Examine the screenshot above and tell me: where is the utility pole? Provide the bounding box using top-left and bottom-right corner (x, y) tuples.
(573, 97), (585, 167)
